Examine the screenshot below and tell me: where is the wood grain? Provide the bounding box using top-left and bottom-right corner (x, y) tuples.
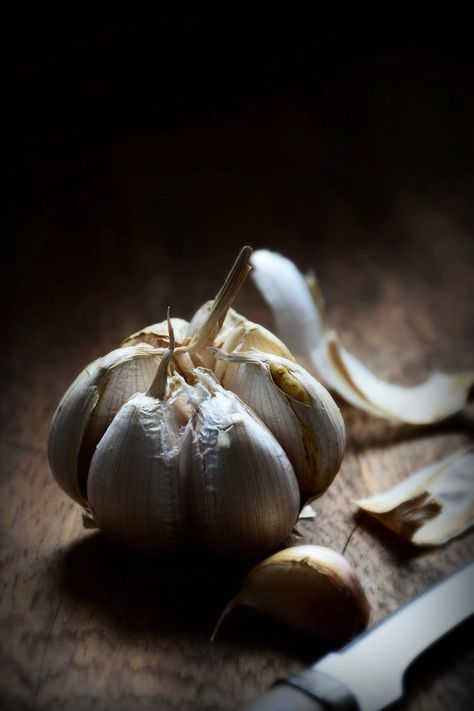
(2, 46), (474, 711)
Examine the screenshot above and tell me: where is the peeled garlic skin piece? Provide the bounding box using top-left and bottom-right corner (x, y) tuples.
(356, 445), (474, 546)
(214, 545), (370, 644)
(217, 352), (346, 501)
(183, 370), (300, 557)
(88, 390), (187, 553)
(48, 345), (161, 506)
(251, 249), (474, 424)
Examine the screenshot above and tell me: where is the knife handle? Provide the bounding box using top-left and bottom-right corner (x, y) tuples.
(240, 670), (359, 710)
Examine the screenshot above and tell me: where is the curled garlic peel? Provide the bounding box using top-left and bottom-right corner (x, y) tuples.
(356, 445), (474, 546)
(212, 545), (370, 643)
(250, 249), (474, 424)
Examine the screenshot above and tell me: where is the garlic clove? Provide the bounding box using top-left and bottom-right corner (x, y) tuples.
(213, 318), (295, 381)
(183, 369), (300, 557)
(48, 345), (162, 505)
(212, 545), (370, 644)
(121, 317), (190, 349)
(212, 349), (346, 502)
(87, 379), (190, 553)
(88, 320), (188, 552)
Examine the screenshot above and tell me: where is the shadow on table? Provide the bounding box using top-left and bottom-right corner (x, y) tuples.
(56, 533), (326, 663)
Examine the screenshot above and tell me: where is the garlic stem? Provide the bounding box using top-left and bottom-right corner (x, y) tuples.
(189, 246), (253, 356)
(146, 310), (176, 400)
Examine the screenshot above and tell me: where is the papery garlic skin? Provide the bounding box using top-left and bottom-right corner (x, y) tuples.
(183, 370), (300, 556)
(187, 302), (245, 344)
(48, 345), (161, 505)
(251, 249), (474, 424)
(214, 350), (346, 501)
(213, 545), (370, 643)
(87, 379), (189, 553)
(213, 318), (295, 381)
(121, 318), (190, 349)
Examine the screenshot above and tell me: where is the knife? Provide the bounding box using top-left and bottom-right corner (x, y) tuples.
(241, 561), (474, 710)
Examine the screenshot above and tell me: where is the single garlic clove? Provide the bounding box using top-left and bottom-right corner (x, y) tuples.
(121, 317), (190, 349)
(48, 345), (162, 505)
(212, 545), (370, 644)
(213, 349), (346, 502)
(87, 379), (190, 553)
(182, 369), (300, 557)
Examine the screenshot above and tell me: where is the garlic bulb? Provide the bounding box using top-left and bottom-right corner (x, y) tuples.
(88, 329), (300, 555)
(212, 545), (370, 643)
(212, 349), (346, 501)
(49, 246), (346, 557)
(48, 344), (162, 505)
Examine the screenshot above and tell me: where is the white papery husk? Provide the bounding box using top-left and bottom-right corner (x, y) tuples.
(213, 349), (345, 502)
(121, 317), (191, 348)
(48, 345), (162, 505)
(212, 544), (370, 643)
(356, 445), (474, 546)
(250, 249), (474, 424)
(88, 368), (300, 556)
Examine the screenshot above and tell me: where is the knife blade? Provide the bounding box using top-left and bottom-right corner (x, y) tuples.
(241, 562), (474, 710)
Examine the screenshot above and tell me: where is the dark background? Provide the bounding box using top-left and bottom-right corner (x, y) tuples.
(2, 9), (474, 297)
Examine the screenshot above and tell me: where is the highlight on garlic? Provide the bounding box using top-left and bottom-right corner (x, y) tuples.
(355, 445), (474, 546)
(250, 249), (474, 424)
(211, 545), (370, 644)
(48, 246), (346, 556)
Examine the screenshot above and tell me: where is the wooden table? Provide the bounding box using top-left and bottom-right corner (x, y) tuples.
(2, 37), (473, 710)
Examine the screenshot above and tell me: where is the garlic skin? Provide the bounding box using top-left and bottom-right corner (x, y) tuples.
(251, 249), (474, 424)
(48, 345), (162, 505)
(213, 317), (295, 381)
(88, 368), (300, 556)
(187, 302), (245, 344)
(213, 350), (346, 501)
(212, 545), (370, 643)
(121, 317), (190, 349)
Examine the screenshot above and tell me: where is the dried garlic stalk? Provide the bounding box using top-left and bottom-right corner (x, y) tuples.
(356, 446), (474, 546)
(250, 250), (474, 424)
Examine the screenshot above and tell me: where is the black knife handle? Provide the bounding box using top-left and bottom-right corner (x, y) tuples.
(240, 669), (359, 710)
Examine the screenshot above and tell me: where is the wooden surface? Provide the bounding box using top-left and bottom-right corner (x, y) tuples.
(2, 38), (474, 711)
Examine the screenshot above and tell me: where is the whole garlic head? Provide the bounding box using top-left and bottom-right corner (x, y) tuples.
(48, 247), (347, 557)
